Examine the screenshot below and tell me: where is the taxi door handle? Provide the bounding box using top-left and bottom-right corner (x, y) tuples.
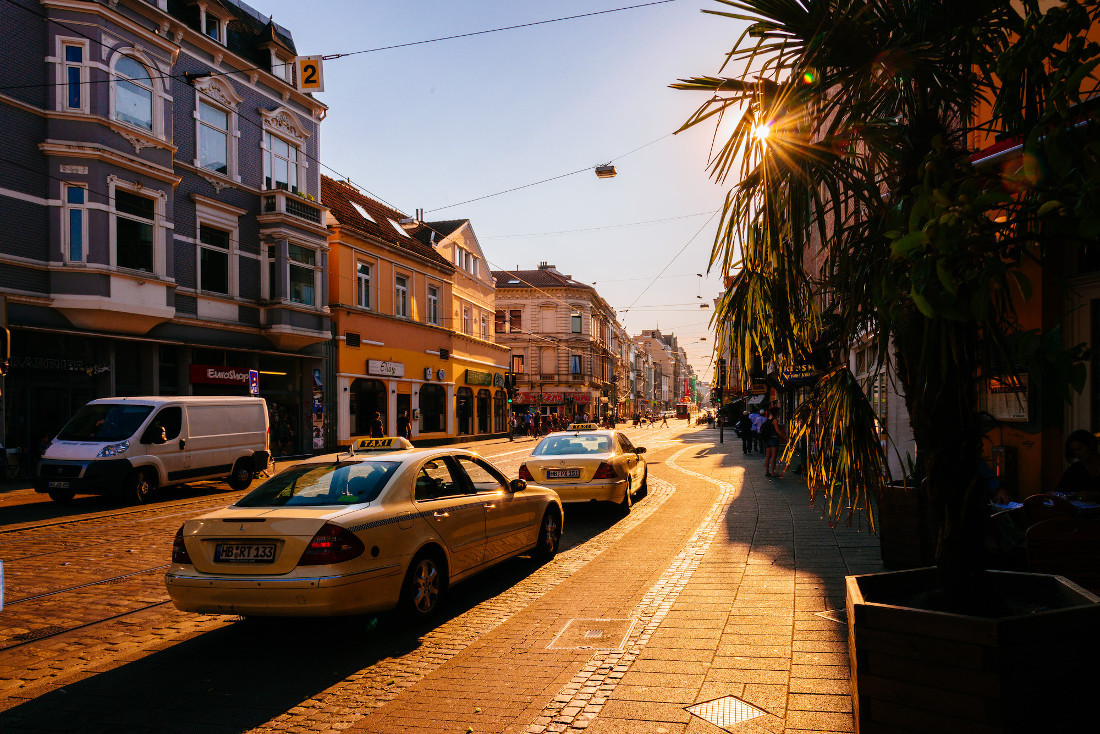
(179, 439), (186, 449)
(432, 511), (449, 519)
(483, 503), (496, 509)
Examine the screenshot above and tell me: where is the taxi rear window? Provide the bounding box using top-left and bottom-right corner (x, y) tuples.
(532, 436), (611, 456)
(235, 461), (400, 507)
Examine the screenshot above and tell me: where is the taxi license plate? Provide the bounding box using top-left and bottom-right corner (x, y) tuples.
(215, 543), (276, 563)
(48, 481), (70, 489)
(546, 469), (581, 479)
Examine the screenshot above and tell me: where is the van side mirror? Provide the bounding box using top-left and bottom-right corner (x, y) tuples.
(509, 478), (527, 493)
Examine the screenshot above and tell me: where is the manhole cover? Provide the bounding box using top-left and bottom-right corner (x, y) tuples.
(685, 695), (768, 729)
(814, 609), (847, 624)
(548, 618), (635, 650)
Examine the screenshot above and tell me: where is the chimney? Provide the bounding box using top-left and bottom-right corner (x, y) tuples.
(538, 262), (555, 271)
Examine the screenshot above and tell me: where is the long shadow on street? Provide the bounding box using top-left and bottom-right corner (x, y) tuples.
(0, 503), (626, 733)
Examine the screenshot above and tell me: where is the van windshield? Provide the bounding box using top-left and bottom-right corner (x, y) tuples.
(236, 461), (401, 507)
(56, 404), (154, 442)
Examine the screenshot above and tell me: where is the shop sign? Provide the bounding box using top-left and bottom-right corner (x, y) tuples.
(465, 369), (493, 386)
(779, 364), (817, 384)
(190, 364), (249, 385)
(572, 393), (592, 404)
(493, 372), (505, 387)
(988, 374), (1028, 422)
(367, 360), (404, 378)
(10, 356), (110, 375)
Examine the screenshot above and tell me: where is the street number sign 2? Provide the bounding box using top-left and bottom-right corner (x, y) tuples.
(296, 56), (324, 93)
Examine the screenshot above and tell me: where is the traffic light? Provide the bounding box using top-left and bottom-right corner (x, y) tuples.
(505, 371), (516, 403)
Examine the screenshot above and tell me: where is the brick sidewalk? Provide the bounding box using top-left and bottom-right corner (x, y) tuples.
(345, 430), (883, 734)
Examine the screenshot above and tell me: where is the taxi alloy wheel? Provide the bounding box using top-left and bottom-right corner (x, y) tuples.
(534, 508), (562, 562)
(619, 477), (633, 514)
(402, 552), (446, 618)
(638, 466), (649, 497)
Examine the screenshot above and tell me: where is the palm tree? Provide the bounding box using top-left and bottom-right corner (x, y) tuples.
(675, 0), (1099, 593)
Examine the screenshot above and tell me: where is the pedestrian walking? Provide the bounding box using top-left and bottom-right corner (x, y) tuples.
(370, 412), (384, 438)
(761, 407), (788, 478)
(737, 412), (753, 454)
(396, 410), (411, 440)
(750, 408), (766, 452)
(508, 414), (516, 442)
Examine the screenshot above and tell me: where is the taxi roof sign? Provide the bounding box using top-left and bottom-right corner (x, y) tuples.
(349, 436), (414, 454)
(566, 423), (600, 431)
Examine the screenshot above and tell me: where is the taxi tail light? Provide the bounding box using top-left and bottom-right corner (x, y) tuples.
(171, 525), (192, 564)
(298, 523), (365, 566)
(593, 462), (616, 479)
(519, 464), (534, 481)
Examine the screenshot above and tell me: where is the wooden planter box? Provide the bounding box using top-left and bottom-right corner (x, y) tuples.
(877, 482), (935, 569)
(847, 568), (1100, 733)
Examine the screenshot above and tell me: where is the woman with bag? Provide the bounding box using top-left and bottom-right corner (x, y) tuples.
(761, 407), (788, 478)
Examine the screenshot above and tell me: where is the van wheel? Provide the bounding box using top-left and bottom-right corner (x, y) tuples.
(399, 550), (447, 621)
(47, 490), (75, 504)
(228, 460), (253, 491)
(128, 469), (157, 504)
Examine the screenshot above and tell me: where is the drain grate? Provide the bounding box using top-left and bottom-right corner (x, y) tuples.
(13, 625), (69, 642)
(685, 695), (768, 730)
(548, 618), (635, 650)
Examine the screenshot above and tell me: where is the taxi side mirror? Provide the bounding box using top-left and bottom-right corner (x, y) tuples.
(509, 478), (527, 493)
(635, 447), (647, 455)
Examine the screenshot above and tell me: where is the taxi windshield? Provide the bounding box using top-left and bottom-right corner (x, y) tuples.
(236, 461), (400, 507)
(56, 403), (154, 442)
(532, 435), (611, 456)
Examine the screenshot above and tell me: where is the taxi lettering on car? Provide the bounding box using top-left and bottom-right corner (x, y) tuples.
(165, 440), (563, 619)
(519, 425), (648, 512)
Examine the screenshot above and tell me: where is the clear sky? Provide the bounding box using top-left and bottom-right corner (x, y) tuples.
(259, 0), (747, 383)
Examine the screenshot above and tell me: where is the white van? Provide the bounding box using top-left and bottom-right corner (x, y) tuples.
(35, 396), (271, 504)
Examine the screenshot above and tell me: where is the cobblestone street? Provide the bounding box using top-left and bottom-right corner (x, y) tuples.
(0, 424), (883, 733)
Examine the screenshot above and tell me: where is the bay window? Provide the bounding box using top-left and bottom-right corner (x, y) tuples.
(288, 244), (316, 306)
(199, 225), (230, 295)
(264, 132), (298, 193)
(115, 189), (155, 272)
(64, 185), (86, 262)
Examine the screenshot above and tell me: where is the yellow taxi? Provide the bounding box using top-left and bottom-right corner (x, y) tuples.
(165, 437), (563, 619)
(519, 424), (647, 511)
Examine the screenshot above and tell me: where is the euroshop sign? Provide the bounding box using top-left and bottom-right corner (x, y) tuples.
(190, 364), (249, 385)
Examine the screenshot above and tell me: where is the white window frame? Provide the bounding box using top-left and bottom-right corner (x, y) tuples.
(194, 196), (243, 299)
(197, 223), (233, 296)
(192, 78), (242, 182)
(63, 183), (87, 264)
(260, 108), (311, 194)
(53, 37), (90, 113)
(108, 176), (166, 277)
(356, 259), (373, 310)
(427, 283), (440, 326)
(201, 4), (233, 44)
(463, 305), (470, 334)
(394, 273), (409, 318)
(109, 50), (165, 138)
(270, 50), (295, 84)
(481, 313), (489, 340)
(287, 243), (319, 306)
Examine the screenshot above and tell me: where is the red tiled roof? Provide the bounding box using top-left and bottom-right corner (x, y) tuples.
(321, 176), (453, 270)
(491, 269), (595, 291)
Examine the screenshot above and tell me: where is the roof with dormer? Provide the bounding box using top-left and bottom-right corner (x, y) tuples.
(491, 268), (596, 291)
(321, 175), (454, 270)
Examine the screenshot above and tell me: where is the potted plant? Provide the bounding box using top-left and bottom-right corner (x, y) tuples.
(675, 0), (1100, 730)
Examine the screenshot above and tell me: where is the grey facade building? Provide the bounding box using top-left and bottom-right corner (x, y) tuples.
(0, 0), (330, 455)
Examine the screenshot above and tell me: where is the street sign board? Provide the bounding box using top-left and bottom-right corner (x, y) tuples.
(296, 56), (324, 92)
(248, 369), (259, 396)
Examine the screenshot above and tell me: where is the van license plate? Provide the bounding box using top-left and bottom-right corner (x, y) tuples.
(546, 469), (581, 479)
(48, 481), (70, 489)
(215, 543), (276, 563)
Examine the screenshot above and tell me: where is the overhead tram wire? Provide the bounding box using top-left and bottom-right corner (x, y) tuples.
(0, 0), (680, 94)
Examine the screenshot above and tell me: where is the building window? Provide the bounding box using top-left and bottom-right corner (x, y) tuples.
(264, 132), (298, 193)
(395, 275), (409, 317)
(463, 306), (470, 334)
(572, 312), (582, 333)
(495, 309), (506, 333)
(199, 225), (230, 295)
(356, 261), (372, 309)
(197, 100), (229, 175)
(62, 42), (85, 111)
(271, 52), (294, 83)
(64, 185), (86, 262)
(509, 309), (522, 333)
(427, 284), (440, 325)
(511, 354), (524, 373)
(288, 244), (316, 306)
(114, 56), (153, 130)
(571, 354), (582, 375)
(481, 314), (489, 340)
(420, 384), (446, 433)
(205, 17), (221, 42)
(115, 189), (156, 272)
